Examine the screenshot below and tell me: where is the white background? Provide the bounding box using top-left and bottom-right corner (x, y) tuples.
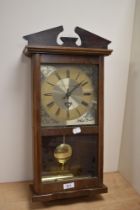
(0, 0), (135, 182)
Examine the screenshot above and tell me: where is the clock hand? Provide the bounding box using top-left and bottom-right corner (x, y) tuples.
(63, 88), (70, 100)
(68, 80), (84, 95)
(63, 80), (85, 99)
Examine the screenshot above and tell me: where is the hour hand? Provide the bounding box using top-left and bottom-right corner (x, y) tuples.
(63, 88), (70, 99)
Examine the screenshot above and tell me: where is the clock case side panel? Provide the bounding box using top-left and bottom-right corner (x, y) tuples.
(31, 54), (42, 193)
(98, 56), (104, 186)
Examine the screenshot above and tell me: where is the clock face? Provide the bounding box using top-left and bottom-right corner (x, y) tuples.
(41, 64), (98, 127)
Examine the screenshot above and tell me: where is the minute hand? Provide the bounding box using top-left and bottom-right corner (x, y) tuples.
(66, 80), (86, 97)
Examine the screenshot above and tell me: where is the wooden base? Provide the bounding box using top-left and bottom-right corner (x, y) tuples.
(30, 184), (108, 202)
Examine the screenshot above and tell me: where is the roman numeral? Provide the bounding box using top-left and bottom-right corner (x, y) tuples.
(47, 81), (55, 86)
(76, 108), (81, 117)
(75, 72), (80, 80)
(55, 72), (61, 80)
(81, 101), (88, 107)
(66, 110), (70, 119)
(83, 92), (92, 96)
(81, 81), (88, 87)
(43, 93), (52, 96)
(66, 69), (70, 78)
(46, 101), (55, 108)
(55, 107), (60, 116)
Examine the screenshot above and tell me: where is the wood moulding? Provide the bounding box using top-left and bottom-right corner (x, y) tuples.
(23, 26), (112, 56)
(30, 184), (108, 202)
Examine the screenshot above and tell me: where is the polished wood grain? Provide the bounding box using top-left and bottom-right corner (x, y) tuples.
(41, 126), (98, 136)
(23, 26), (111, 49)
(98, 56), (104, 185)
(31, 184), (107, 202)
(31, 54), (42, 193)
(24, 45), (112, 57)
(0, 173), (140, 210)
(41, 54), (99, 64)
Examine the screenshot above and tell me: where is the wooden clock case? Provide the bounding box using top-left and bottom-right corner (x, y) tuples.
(23, 26), (112, 202)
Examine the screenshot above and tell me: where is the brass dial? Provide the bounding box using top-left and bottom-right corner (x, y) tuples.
(41, 65), (96, 125)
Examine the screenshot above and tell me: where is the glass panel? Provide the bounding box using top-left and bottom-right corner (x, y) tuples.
(41, 135), (98, 183)
(40, 64), (98, 127)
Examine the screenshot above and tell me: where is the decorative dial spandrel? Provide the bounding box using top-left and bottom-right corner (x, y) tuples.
(41, 64), (98, 127)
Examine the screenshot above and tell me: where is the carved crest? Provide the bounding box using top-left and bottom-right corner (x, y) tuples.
(23, 26), (111, 49)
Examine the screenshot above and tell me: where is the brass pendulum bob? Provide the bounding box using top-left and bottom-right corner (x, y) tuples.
(41, 136), (73, 182)
(54, 136), (72, 171)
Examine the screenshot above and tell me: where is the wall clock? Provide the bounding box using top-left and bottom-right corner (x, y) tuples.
(23, 26), (112, 202)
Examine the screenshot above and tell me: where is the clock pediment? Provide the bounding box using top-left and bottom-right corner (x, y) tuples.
(23, 26), (111, 49)
(23, 26), (63, 47)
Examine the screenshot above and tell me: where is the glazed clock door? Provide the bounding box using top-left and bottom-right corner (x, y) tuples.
(40, 60), (99, 186)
